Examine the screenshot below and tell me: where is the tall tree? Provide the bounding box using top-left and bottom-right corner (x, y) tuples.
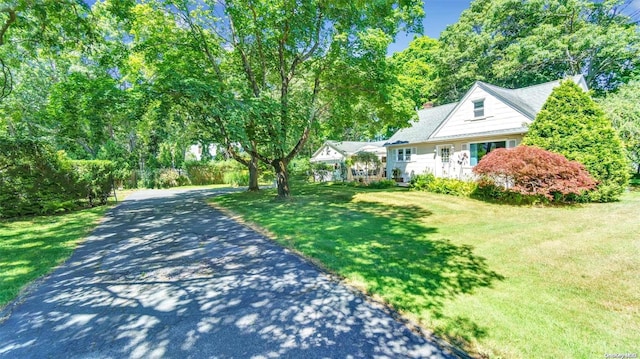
(390, 36), (440, 107)
(600, 80), (640, 175)
(433, 0), (640, 103)
(173, 0), (422, 198)
(522, 80), (629, 202)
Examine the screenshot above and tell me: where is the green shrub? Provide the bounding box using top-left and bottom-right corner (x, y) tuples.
(366, 179), (397, 189)
(472, 180), (546, 205)
(184, 160), (248, 185)
(158, 168), (179, 188)
(523, 80), (629, 202)
(0, 137), (114, 217)
(289, 157), (311, 180)
(409, 173), (477, 197)
(71, 160), (115, 205)
(223, 170), (249, 186)
(184, 161), (220, 185)
(1, 137), (68, 217)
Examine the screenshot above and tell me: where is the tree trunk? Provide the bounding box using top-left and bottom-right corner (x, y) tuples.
(248, 154), (260, 192)
(273, 158), (291, 199)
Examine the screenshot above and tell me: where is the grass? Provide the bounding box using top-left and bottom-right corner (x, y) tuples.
(212, 182), (640, 358)
(0, 188), (138, 309)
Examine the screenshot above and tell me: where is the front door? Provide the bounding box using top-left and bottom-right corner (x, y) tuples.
(436, 144), (453, 178)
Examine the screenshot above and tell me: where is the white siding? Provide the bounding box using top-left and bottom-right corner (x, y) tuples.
(386, 144), (437, 182)
(311, 145), (345, 163)
(432, 86), (531, 139)
(431, 136), (524, 179)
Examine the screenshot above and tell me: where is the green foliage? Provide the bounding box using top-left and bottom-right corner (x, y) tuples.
(309, 162), (335, 182)
(600, 80), (640, 175)
(0, 136), (114, 218)
(96, 140), (138, 189)
(409, 173), (477, 197)
(390, 36), (440, 106)
(183, 160), (249, 186)
(223, 171), (249, 187)
(366, 179), (397, 189)
(288, 157), (311, 180)
(523, 80), (629, 202)
(183, 161), (218, 185)
(70, 159), (115, 206)
(157, 168), (190, 188)
(172, 0), (424, 198)
(1, 136), (72, 217)
(433, 0), (640, 102)
(350, 151), (381, 171)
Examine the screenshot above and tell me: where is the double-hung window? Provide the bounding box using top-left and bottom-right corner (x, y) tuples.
(396, 148), (414, 162)
(473, 99), (485, 118)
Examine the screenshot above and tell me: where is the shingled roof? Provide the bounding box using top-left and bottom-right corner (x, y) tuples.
(384, 103), (458, 146)
(321, 140), (386, 156)
(385, 75), (586, 146)
(477, 74), (586, 120)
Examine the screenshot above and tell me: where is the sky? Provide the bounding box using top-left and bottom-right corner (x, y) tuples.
(387, 0), (473, 54)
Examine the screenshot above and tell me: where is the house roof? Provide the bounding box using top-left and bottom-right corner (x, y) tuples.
(477, 74), (586, 120)
(431, 127), (529, 141)
(386, 75), (587, 146)
(384, 103), (458, 146)
(311, 140), (386, 158)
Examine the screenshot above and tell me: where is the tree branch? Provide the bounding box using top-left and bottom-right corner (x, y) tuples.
(285, 69), (322, 163)
(0, 8), (16, 46)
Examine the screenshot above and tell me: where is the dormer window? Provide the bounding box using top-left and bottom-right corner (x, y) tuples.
(473, 99), (485, 118)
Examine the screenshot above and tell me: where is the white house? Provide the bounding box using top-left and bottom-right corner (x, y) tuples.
(385, 75), (588, 182)
(310, 140), (387, 181)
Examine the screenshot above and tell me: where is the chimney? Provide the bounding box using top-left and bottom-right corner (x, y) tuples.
(422, 102), (433, 109)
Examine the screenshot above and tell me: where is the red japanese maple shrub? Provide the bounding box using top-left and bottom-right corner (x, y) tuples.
(473, 145), (597, 202)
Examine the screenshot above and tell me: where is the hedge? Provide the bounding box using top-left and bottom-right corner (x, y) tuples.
(0, 136), (114, 218)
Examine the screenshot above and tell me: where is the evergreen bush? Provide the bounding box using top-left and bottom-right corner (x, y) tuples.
(522, 80), (629, 201)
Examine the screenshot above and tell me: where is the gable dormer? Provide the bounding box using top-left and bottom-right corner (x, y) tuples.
(430, 82), (531, 140)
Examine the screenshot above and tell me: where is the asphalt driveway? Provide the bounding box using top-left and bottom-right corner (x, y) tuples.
(0, 188), (457, 358)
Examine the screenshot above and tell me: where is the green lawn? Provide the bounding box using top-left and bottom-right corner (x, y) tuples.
(212, 183), (640, 358)
(0, 188), (141, 309)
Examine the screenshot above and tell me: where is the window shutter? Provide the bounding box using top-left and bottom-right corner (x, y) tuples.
(412, 147), (417, 155)
(507, 140), (516, 148)
(461, 144), (468, 151)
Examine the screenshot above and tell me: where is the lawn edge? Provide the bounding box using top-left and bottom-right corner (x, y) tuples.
(208, 199), (474, 359)
(0, 201), (122, 323)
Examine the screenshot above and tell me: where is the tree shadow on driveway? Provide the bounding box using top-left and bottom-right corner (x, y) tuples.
(0, 188), (459, 359)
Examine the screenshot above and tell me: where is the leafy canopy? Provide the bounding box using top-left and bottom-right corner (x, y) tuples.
(433, 0), (640, 103)
(171, 0), (424, 198)
(600, 80), (640, 174)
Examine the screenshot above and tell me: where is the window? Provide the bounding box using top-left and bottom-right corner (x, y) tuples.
(469, 141), (506, 165)
(396, 148), (413, 162)
(440, 147), (451, 163)
(473, 99), (485, 118)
